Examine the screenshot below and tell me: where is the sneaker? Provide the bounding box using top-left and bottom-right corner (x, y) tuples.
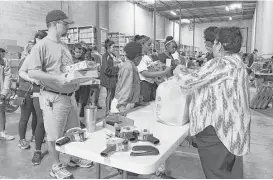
(68, 158), (93, 168)
(50, 164), (73, 179)
(32, 151), (42, 165)
(18, 139), (31, 149)
(0, 131), (15, 141)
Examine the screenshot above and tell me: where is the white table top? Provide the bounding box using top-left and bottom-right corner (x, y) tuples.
(56, 102), (189, 175)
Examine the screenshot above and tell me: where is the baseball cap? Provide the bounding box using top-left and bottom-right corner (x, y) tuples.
(46, 10), (74, 24)
(124, 42), (142, 60)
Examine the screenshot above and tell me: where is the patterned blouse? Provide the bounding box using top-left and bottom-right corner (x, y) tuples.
(175, 54), (251, 156)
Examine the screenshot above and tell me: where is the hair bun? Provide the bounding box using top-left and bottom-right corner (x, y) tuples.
(166, 36), (174, 41)
(105, 38), (110, 44)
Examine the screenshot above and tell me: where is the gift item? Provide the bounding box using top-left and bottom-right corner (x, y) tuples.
(80, 78), (100, 86)
(147, 61), (167, 84)
(155, 77), (190, 126)
(66, 70), (98, 84)
(64, 60), (97, 73)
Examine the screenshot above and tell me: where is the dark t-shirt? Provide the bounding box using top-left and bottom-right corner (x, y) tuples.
(158, 53), (174, 64)
(206, 52), (214, 61)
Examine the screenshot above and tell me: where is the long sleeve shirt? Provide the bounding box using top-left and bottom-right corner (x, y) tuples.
(100, 52), (119, 89)
(115, 60), (140, 110)
(0, 58), (11, 96)
(175, 54), (251, 156)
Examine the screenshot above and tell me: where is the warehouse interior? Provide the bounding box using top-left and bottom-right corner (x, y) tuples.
(0, 0), (273, 179)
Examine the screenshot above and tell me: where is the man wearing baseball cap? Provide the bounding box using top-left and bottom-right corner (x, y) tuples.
(28, 10), (92, 179)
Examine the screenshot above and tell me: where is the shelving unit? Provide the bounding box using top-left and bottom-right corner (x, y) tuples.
(180, 45), (199, 57)
(125, 35), (135, 43)
(108, 32), (126, 57)
(155, 39), (165, 53)
(100, 28), (108, 54)
(61, 26), (96, 51)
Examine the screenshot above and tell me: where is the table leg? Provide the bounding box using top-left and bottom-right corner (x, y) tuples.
(122, 171), (128, 179)
(96, 163), (101, 179)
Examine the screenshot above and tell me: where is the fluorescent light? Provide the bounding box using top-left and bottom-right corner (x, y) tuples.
(181, 19), (191, 23)
(170, 11), (177, 16)
(144, 0), (155, 3)
(229, 16), (232, 21)
(227, 3), (242, 11)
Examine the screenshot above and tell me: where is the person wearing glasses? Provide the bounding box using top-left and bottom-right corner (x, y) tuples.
(204, 26), (219, 61)
(28, 10), (92, 179)
(175, 27), (250, 178)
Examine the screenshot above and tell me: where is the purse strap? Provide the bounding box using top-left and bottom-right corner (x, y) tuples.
(23, 84), (33, 98)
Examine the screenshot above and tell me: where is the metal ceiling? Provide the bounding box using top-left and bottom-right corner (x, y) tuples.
(132, 0), (257, 23)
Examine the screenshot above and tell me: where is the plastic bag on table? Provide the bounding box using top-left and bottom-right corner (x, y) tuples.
(155, 77), (191, 126)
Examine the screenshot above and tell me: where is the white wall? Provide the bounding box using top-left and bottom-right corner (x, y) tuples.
(180, 19), (253, 53)
(109, 1), (173, 40)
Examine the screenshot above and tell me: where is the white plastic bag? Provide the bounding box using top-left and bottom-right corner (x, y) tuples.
(155, 77), (190, 126)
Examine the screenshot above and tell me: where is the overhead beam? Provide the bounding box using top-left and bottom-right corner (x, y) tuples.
(170, 10), (254, 20)
(155, 1), (256, 12)
(176, 0), (203, 23)
(208, 0), (223, 22)
(194, 16), (253, 24)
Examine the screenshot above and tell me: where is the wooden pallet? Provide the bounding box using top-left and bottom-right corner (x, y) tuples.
(250, 85), (273, 109)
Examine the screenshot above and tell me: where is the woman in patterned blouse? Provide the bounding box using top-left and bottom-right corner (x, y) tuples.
(175, 27), (251, 178)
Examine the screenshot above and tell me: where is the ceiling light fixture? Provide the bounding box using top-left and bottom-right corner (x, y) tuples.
(181, 19), (191, 23)
(143, 0), (155, 3)
(229, 16), (233, 21)
(225, 3), (242, 11)
(170, 11), (177, 16)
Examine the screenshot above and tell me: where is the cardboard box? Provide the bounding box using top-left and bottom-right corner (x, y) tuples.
(80, 78), (100, 85)
(64, 61), (97, 73)
(66, 70), (98, 84)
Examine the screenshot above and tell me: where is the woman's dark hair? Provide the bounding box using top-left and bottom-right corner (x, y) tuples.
(104, 38), (115, 51)
(164, 36), (177, 49)
(73, 43), (82, 50)
(134, 35), (142, 42)
(204, 26), (219, 43)
(165, 36), (174, 45)
(216, 27), (243, 53)
(33, 30), (47, 44)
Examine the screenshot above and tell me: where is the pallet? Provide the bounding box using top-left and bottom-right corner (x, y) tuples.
(250, 85), (273, 109)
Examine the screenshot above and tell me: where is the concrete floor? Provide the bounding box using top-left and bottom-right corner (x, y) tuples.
(0, 87), (273, 179)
